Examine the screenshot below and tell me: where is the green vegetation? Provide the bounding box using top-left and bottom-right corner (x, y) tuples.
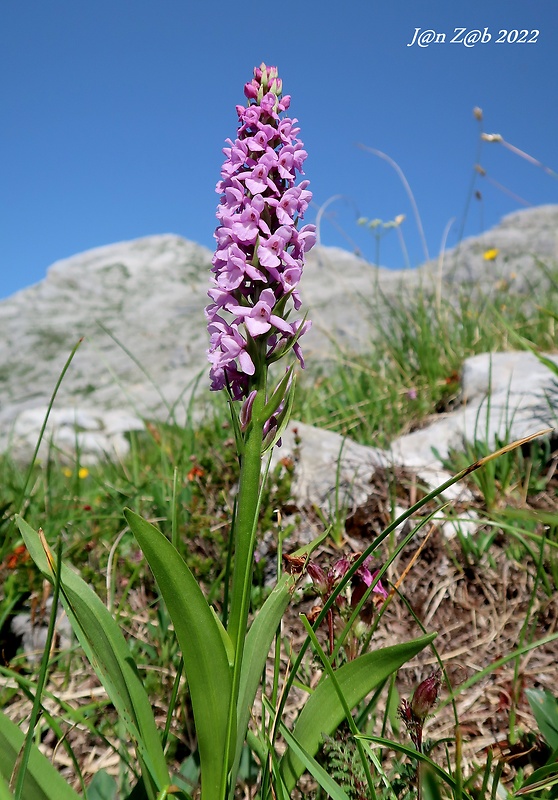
(296, 261), (557, 447)
(0, 258), (557, 799)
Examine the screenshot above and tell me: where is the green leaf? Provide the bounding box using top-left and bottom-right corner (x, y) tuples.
(87, 770), (118, 800)
(526, 688), (558, 751)
(279, 723), (351, 800)
(420, 763), (445, 800)
(0, 773), (13, 800)
(517, 762), (558, 795)
(261, 378), (297, 454)
(281, 633), (436, 791)
(124, 509), (233, 800)
(16, 517), (169, 798)
(229, 573), (296, 787)
(262, 365), (294, 420)
(211, 607), (235, 667)
(230, 529), (331, 797)
(0, 710), (81, 800)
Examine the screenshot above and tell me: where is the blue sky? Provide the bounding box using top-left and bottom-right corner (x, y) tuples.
(1, 0), (556, 299)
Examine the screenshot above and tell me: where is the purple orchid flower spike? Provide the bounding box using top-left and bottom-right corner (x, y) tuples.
(206, 64), (316, 403)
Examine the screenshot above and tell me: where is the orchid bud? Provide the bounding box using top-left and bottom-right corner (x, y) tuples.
(239, 390), (257, 431)
(244, 81), (258, 100)
(307, 561), (329, 595)
(411, 669), (442, 720)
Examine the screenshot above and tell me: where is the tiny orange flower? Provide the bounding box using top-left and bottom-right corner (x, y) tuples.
(187, 465), (205, 481)
(3, 545), (29, 570)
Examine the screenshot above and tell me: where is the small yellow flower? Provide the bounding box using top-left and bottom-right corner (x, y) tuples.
(483, 248), (499, 261)
(62, 467), (90, 479)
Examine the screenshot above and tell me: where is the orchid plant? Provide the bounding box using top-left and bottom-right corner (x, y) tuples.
(11, 63), (543, 800)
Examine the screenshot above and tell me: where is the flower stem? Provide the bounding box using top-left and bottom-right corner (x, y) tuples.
(227, 386), (266, 649)
(222, 383), (266, 798)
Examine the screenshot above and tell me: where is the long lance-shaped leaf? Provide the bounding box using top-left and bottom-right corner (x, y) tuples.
(226, 572), (295, 794)
(124, 509), (233, 800)
(226, 529), (331, 799)
(525, 688), (558, 751)
(16, 517), (169, 798)
(281, 633), (436, 792)
(13, 537), (64, 800)
(516, 763), (558, 796)
(0, 711), (81, 800)
(0, 773), (13, 800)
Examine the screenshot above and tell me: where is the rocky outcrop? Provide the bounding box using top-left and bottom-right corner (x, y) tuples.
(8, 407), (144, 466)
(1, 205), (557, 464)
(0, 235), (212, 441)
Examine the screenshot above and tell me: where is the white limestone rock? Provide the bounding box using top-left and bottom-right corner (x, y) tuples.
(272, 351), (557, 526)
(8, 406), (144, 465)
(390, 351), (558, 469)
(0, 234), (213, 454)
(461, 350), (558, 402)
(271, 420), (391, 513)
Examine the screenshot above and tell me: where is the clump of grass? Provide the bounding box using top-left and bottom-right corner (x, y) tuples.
(295, 260), (558, 447)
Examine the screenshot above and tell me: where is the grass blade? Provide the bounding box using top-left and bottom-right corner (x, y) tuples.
(356, 735), (471, 799)
(279, 722), (351, 800)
